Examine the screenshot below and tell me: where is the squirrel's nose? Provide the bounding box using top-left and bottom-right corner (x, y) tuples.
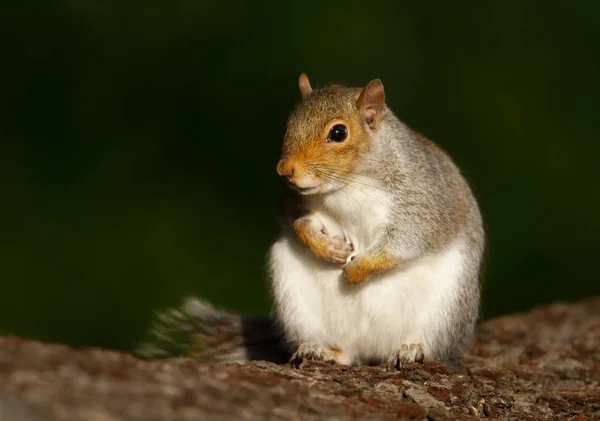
(276, 159), (296, 178)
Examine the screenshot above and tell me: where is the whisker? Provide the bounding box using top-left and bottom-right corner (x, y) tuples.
(285, 159), (401, 219)
(313, 170), (364, 207)
(311, 166), (390, 202)
(309, 164), (390, 193)
(324, 172), (389, 193)
(291, 160), (395, 212)
(313, 169), (391, 209)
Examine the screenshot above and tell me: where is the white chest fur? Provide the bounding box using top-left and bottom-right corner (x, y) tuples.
(305, 178), (393, 253)
(269, 179), (467, 365)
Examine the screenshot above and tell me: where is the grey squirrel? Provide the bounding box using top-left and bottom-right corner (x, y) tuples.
(136, 75), (485, 370)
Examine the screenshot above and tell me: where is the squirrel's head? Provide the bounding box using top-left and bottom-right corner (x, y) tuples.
(276, 74), (385, 195)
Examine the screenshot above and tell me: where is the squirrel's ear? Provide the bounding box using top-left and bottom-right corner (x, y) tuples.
(298, 73), (313, 98)
(356, 79), (385, 129)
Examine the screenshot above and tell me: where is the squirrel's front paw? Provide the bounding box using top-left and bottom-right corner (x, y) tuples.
(343, 255), (374, 285)
(290, 343), (336, 368)
(311, 229), (354, 264)
(386, 343), (425, 371)
(294, 219), (354, 264)
(343, 251), (399, 285)
(324, 232), (354, 264)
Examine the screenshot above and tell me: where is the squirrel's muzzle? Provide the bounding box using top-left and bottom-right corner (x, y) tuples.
(276, 158), (319, 193)
(276, 158), (297, 179)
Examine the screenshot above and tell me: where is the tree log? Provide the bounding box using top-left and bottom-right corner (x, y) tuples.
(1, 298), (598, 420)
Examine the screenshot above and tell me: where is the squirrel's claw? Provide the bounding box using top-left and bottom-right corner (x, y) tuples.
(326, 235), (354, 264)
(315, 232), (353, 264)
(290, 343), (336, 368)
(386, 343), (425, 371)
(310, 232), (353, 264)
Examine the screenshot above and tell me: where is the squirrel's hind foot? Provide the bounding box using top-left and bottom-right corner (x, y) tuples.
(386, 343), (425, 371)
(290, 343), (340, 368)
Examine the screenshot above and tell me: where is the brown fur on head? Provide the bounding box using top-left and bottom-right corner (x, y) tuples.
(276, 74), (385, 195)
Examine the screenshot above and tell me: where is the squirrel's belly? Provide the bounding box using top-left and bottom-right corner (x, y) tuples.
(270, 234), (469, 364)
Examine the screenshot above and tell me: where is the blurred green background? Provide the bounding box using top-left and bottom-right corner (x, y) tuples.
(1, 1), (598, 351)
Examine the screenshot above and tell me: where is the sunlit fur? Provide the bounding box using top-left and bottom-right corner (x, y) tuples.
(270, 81), (484, 366)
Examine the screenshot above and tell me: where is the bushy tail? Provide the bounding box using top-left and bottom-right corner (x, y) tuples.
(134, 298), (289, 364)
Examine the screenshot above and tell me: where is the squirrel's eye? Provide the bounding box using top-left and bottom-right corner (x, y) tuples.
(327, 124), (348, 143)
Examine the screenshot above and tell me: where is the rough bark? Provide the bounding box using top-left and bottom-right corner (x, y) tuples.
(1, 298), (598, 421)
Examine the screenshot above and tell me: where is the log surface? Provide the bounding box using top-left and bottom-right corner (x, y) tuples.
(1, 299), (599, 420)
